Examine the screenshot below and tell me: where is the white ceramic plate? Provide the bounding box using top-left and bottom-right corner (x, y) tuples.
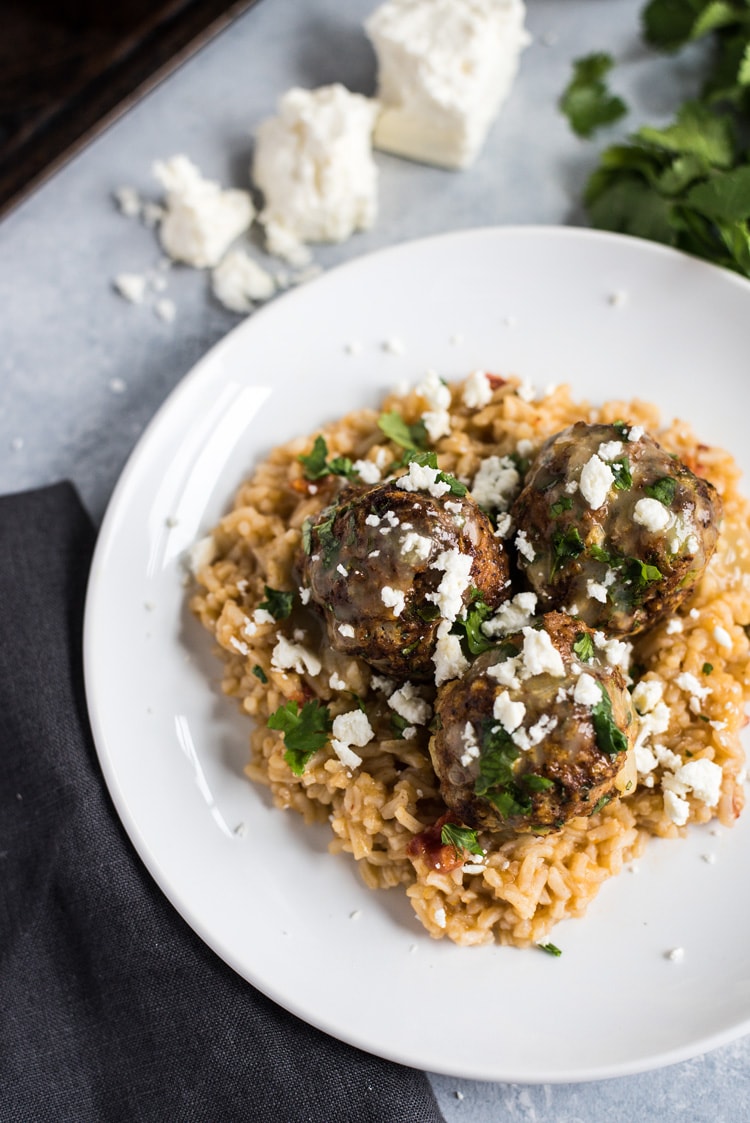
(84, 227), (750, 1084)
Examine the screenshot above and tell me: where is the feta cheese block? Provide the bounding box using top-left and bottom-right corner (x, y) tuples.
(153, 155), (254, 269)
(252, 84), (379, 264)
(365, 0), (530, 169)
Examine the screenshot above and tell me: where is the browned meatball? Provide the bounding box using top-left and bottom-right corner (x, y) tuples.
(430, 613), (638, 834)
(299, 470), (511, 681)
(511, 422), (721, 635)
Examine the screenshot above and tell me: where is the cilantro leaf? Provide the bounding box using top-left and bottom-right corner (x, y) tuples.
(440, 823), (484, 857)
(453, 592), (495, 655)
(522, 774), (555, 792)
(259, 586), (294, 620)
(378, 411), (428, 451)
(573, 631), (595, 662)
(252, 664), (268, 684)
(560, 53), (628, 138)
(645, 476), (677, 506)
(551, 526), (585, 576)
(590, 683), (629, 756)
(550, 496), (573, 518)
(298, 435), (358, 481)
(591, 794), (613, 814)
(611, 456), (633, 490)
(703, 661), (714, 674)
(267, 699), (332, 775)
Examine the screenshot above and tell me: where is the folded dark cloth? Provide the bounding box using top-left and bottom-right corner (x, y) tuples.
(0, 483), (445, 1123)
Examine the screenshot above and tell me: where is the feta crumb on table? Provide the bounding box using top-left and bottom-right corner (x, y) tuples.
(153, 154), (254, 269)
(211, 249), (277, 314)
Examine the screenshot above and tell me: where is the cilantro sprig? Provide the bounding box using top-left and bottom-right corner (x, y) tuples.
(560, 53), (628, 138)
(590, 683), (629, 756)
(566, 1), (750, 280)
(645, 475), (677, 506)
(378, 411), (429, 451)
(573, 631), (595, 662)
(453, 591), (495, 655)
(267, 699), (333, 775)
(440, 823), (484, 858)
(258, 586), (294, 620)
(298, 435), (358, 481)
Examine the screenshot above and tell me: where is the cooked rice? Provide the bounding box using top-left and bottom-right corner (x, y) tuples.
(190, 375), (750, 946)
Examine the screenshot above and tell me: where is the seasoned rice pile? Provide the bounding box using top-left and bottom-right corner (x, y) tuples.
(190, 375), (750, 946)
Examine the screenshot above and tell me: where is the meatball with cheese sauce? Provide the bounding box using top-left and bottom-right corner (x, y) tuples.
(430, 612), (638, 835)
(299, 459), (511, 682)
(511, 421), (721, 635)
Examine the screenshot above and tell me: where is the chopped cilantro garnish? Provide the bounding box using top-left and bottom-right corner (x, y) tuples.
(267, 699), (332, 776)
(378, 410), (428, 451)
(702, 662), (714, 675)
(589, 543), (613, 564)
(522, 774), (555, 792)
(612, 420), (629, 437)
(645, 476), (677, 506)
(298, 435), (358, 481)
(311, 510), (338, 566)
(475, 726), (532, 820)
(440, 823), (484, 858)
(538, 942), (563, 957)
(591, 683), (629, 756)
(550, 496), (573, 518)
(591, 793), (613, 814)
(560, 53), (628, 138)
(453, 591), (495, 655)
(252, 664), (268, 684)
(258, 585), (294, 620)
(573, 631), (595, 662)
(611, 456), (633, 490)
(390, 712), (411, 739)
(551, 526), (585, 576)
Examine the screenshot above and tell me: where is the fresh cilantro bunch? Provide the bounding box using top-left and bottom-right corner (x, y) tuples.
(562, 0), (750, 278)
(560, 53), (628, 138)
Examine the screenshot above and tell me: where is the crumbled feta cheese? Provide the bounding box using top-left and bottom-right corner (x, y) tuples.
(336, 563), (348, 578)
(228, 635), (250, 657)
(482, 591), (537, 637)
(381, 585), (406, 616)
(211, 249), (276, 313)
(597, 440), (623, 461)
(370, 674), (396, 696)
(632, 678), (663, 715)
(628, 425), (644, 443)
(493, 691), (525, 732)
(494, 512), (513, 539)
(675, 759), (722, 806)
(154, 297), (176, 323)
(153, 155), (254, 268)
(332, 709), (375, 748)
(114, 272), (148, 304)
(516, 380), (535, 402)
(663, 788), (690, 826)
(383, 336), (406, 355)
(592, 630), (633, 673)
(329, 672), (348, 690)
(573, 672), (602, 708)
(187, 534), (217, 574)
(353, 458), (382, 484)
(397, 460), (451, 498)
(114, 185), (142, 218)
(633, 498), (669, 532)
(331, 741), (363, 768)
(338, 623), (356, 638)
(666, 947), (685, 962)
(579, 454), (614, 510)
(427, 549), (473, 621)
(253, 84), (378, 263)
(434, 906), (447, 929)
(366, 0), (530, 169)
(665, 617), (683, 635)
(254, 608), (276, 626)
(515, 530), (535, 562)
(587, 578), (608, 603)
(299, 586), (311, 605)
(462, 369), (493, 409)
(388, 681), (432, 725)
(459, 722), (481, 767)
(399, 530), (433, 563)
(433, 627), (469, 686)
(470, 455), (520, 511)
(271, 635), (322, 677)
(486, 654), (521, 689)
(416, 368), (452, 441)
(713, 625), (732, 650)
(675, 671), (712, 708)
(365, 513), (381, 527)
(521, 627), (565, 678)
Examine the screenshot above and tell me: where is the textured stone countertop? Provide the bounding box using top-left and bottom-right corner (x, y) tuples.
(2, 1), (748, 1118)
